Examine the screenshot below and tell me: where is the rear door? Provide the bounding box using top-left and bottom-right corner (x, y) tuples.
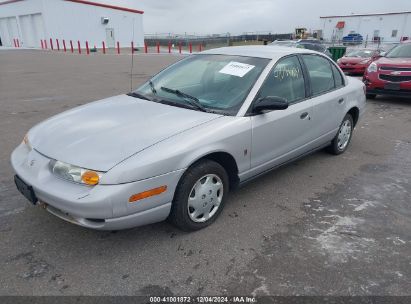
(301, 54), (347, 144)
(249, 55), (316, 173)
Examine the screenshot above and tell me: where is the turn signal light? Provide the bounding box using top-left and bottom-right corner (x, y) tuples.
(129, 186), (167, 203)
(81, 171), (100, 185)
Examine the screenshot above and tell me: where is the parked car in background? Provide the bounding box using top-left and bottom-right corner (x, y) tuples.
(270, 40), (332, 58)
(363, 43), (411, 98)
(342, 33), (364, 45)
(270, 40), (296, 47)
(12, 46), (366, 231)
(337, 49), (382, 75)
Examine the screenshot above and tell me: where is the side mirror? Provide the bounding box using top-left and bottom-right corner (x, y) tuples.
(253, 96), (288, 113)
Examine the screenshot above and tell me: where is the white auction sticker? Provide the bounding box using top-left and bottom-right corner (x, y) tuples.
(219, 61), (255, 77)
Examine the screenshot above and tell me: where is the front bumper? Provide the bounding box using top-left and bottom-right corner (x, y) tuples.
(11, 143), (184, 230)
(363, 72), (411, 97)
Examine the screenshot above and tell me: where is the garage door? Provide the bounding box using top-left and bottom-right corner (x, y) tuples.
(19, 13), (45, 48)
(0, 17), (19, 47)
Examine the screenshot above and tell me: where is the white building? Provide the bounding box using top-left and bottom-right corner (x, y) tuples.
(320, 11), (411, 43)
(0, 0), (144, 48)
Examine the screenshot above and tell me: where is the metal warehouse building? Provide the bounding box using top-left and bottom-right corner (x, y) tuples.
(320, 11), (411, 43)
(0, 0), (144, 48)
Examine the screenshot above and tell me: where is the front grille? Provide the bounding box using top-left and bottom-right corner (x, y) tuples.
(379, 74), (411, 82)
(380, 66), (411, 72)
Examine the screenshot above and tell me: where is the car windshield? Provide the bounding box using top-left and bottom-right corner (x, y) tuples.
(345, 50), (374, 58)
(386, 44), (411, 58)
(134, 54), (270, 115)
(297, 43), (325, 52)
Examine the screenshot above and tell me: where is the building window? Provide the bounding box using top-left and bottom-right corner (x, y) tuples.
(392, 30), (398, 38)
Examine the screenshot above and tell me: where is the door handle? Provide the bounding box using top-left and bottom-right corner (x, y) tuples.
(300, 112), (309, 120)
(338, 98), (345, 104)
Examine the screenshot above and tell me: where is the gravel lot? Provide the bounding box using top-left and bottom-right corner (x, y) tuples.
(0, 50), (410, 296)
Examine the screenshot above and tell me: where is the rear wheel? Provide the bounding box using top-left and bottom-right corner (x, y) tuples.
(168, 160), (229, 231)
(327, 113), (354, 155)
(366, 93), (376, 99)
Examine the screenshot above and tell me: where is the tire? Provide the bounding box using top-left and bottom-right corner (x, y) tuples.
(366, 93), (376, 99)
(168, 160), (229, 231)
(327, 113), (354, 155)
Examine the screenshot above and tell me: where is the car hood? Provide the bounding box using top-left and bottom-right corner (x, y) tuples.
(376, 57), (411, 67)
(340, 57), (370, 64)
(30, 95), (222, 171)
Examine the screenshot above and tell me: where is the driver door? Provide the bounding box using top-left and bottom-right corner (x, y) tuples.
(249, 55), (316, 175)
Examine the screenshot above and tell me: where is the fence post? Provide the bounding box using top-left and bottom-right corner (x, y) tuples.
(85, 41), (89, 55)
(144, 42), (148, 53)
(70, 40), (74, 53)
(40, 40), (44, 49)
(179, 42), (182, 54)
(63, 40), (66, 52)
(157, 42), (160, 53)
(117, 41), (120, 54)
(189, 42), (192, 54)
(168, 41), (171, 53)
(50, 38), (54, 50)
(77, 40), (81, 54)
(44, 39), (47, 49)
(56, 39), (60, 51)
(131, 41), (134, 54)
(102, 41), (106, 54)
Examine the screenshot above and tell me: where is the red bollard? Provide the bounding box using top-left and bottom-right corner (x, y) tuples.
(56, 39), (60, 51)
(70, 40), (74, 53)
(179, 42), (182, 54)
(85, 41), (90, 55)
(40, 40), (44, 49)
(131, 41), (134, 54)
(102, 41), (106, 54)
(189, 43), (192, 54)
(144, 42), (148, 53)
(77, 40), (81, 54)
(50, 38), (54, 50)
(16, 39), (20, 47)
(13, 38), (16, 47)
(199, 44), (202, 52)
(63, 40), (66, 52)
(156, 42), (160, 53)
(44, 40), (47, 49)
(117, 41), (120, 54)
(168, 42), (171, 53)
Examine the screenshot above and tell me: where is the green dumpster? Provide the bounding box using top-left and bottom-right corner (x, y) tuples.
(328, 46), (347, 61)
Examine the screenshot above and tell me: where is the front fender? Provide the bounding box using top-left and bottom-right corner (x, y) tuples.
(101, 116), (252, 185)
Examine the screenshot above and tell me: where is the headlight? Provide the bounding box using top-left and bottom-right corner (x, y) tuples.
(50, 160), (103, 185)
(22, 133), (32, 151)
(367, 62), (378, 73)
(359, 59), (370, 64)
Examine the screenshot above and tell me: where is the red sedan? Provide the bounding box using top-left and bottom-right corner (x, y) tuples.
(363, 43), (411, 99)
(337, 49), (381, 75)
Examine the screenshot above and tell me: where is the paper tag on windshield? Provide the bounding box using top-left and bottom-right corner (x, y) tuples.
(219, 61), (255, 77)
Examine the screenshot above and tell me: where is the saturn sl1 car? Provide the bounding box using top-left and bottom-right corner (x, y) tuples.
(11, 46), (366, 231)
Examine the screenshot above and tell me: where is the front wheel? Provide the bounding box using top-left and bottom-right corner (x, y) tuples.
(168, 160), (229, 231)
(327, 113), (354, 155)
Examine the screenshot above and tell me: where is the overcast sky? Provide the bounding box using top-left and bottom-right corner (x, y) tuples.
(103, 0), (410, 35)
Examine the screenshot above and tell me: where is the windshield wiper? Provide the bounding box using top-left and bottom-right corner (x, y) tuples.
(149, 80), (157, 95)
(127, 91), (153, 101)
(160, 87), (207, 112)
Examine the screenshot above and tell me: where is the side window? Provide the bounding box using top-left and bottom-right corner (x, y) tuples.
(331, 63), (344, 88)
(257, 56), (305, 103)
(302, 55), (335, 95)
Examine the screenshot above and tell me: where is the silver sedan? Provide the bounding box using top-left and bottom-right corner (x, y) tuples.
(11, 46), (366, 231)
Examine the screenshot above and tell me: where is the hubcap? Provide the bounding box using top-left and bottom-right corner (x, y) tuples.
(337, 119), (352, 151)
(187, 174), (224, 223)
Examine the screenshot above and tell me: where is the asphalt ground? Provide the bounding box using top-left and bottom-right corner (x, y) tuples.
(0, 50), (410, 296)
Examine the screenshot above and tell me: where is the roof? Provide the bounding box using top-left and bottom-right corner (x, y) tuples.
(0, 0), (144, 14)
(202, 45), (316, 59)
(320, 11), (411, 18)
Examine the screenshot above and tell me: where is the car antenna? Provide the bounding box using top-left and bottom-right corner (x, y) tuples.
(130, 17), (135, 91)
